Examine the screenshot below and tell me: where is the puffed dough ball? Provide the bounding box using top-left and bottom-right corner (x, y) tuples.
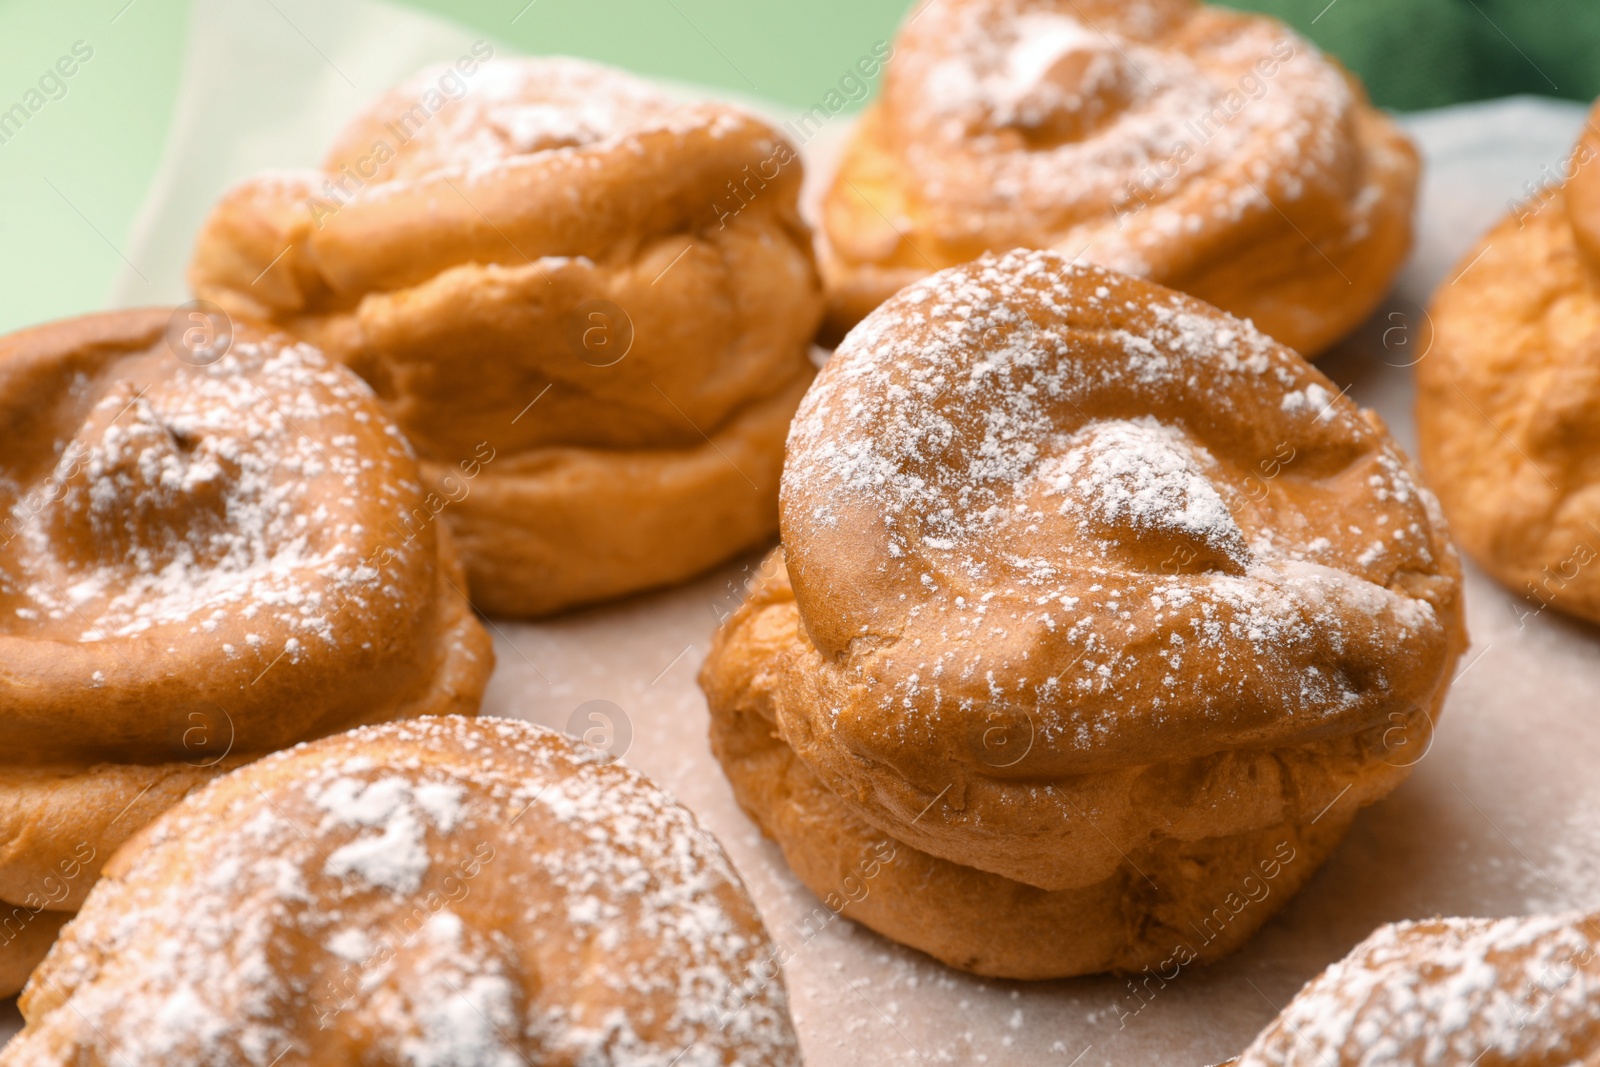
(1418, 103), (1600, 625)
(818, 0), (1418, 354)
(190, 57), (824, 616)
(1233, 911), (1600, 1066)
(0, 309), (491, 996)
(1, 717), (801, 1067)
(703, 250), (1466, 978)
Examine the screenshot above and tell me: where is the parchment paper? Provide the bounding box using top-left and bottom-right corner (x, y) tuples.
(5, 0), (1599, 1058)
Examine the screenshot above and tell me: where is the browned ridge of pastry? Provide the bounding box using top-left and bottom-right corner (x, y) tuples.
(1230, 911), (1600, 1066)
(1, 716), (802, 1066)
(818, 0), (1418, 355)
(189, 56), (824, 617)
(701, 249), (1466, 978)
(0, 309), (492, 997)
(1418, 102), (1600, 626)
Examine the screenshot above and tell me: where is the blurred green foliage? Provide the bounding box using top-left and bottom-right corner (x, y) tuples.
(1227, 0), (1600, 109)
(394, 0), (1600, 112)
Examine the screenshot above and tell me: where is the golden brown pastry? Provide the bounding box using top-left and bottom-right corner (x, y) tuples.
(1418, 103), (1600, 626)
(1, 716), (801, 1067)
(701, 249), (1466, 978)
(0, 309), (491, 996)
(1231, 911), (1600, 1066)
(818, 0), (1418, 355)
(0, 912), (68, 1003)
(189, 57), (824, 617)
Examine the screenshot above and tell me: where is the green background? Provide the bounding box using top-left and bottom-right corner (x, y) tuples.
(0, 0), (1594, 334)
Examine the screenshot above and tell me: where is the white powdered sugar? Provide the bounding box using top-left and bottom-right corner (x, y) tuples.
(363, 57), (760, 182)
(1237, 913), (1600, 1066)
(782, 249), (1452, 750)
(462, 58), (678, 159)
(2, 340), (420, 651)
(1045, 417), (1248, 568)
(370, 912), (526, 1067)
(878, 0), (1382, 277)
(5, 718), (800, 1067)
(926, 11), (1112, 126)
(313, 777), (462, 894)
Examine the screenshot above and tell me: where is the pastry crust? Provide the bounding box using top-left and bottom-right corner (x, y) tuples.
(189, 57), (824, 616)
(2, 717), (801, 1067)
(426, 369), (811, 614)
(705, 557), (1354, 979)
(1418, 109), (1600, 625)
(819, 0), (1418, 355)
(0, 910), (68, 1003)
(0, 309), (492, 995)
(701, 250), (1466, 978)
(1232, 911), (1600, 1066)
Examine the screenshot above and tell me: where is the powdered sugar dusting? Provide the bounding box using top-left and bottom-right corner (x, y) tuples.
(4, 717), (800, 1066)
(366, 911), (526, 1067)
(782, 249), (1456, 760)
(849, 0), (1394, 281)
(2, 340), (421, 650)
(1046, 416), (1248, 569)
(313, 776), (455, 894)
(341, 57), (760, 184)
(1236, 912), (1600, 1066)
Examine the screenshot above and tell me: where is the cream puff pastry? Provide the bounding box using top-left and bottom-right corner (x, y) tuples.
(1, 716), (800, 1067)
(0, 309), (491, 996)
(1419, 101), (1600, 626)
(819, 0), (1418, 356)
(1232, 911), (1600, 1066)
(702, 250), (1465, 977)
(189, 57), (824, 616)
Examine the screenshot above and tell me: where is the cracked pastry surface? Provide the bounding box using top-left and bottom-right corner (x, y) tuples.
(818, 0), (1418, 356)
(1418, 100), (1600, 626)
(1232, 911), (1600, 1066)
(188, 56), (824, 617)
(701, 250), (1465, 978)
(0, 309), (491, 996)
(1, 717), (800, 1067)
